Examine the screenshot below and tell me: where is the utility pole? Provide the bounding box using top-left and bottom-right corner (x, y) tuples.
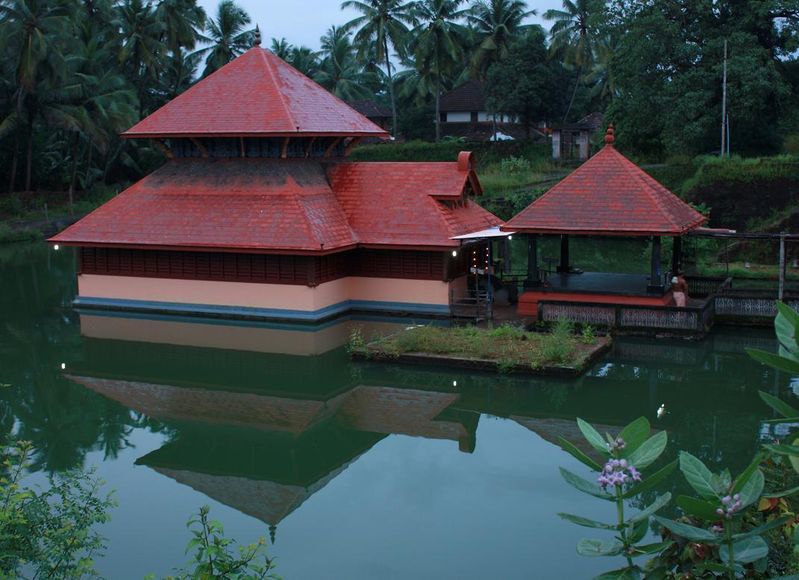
(720, 40), (728, 157)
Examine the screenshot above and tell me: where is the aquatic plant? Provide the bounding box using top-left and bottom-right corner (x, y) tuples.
(557, 416), (675, 578)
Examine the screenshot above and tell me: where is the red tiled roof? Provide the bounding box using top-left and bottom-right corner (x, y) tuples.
(51, 156), (502, 253)
(503, 142), (706, 236)
(50, 159), (359, 253)
(327, 162), (501, 249)
(123, 48), (389, 139)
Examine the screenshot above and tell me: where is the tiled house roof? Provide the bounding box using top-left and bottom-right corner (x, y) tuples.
(123, 48), (389, 138)
(439, 80), (486, 112)
(503, 130), (706, 236)
(51, 156), (501, 252)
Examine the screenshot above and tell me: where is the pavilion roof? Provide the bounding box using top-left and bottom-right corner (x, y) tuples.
(503, 128), (706, 236)
(123, 47), (389, 139)
(50, 154), (501, 253)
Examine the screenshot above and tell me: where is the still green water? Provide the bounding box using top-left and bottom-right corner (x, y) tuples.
(0, 242), (790, 579)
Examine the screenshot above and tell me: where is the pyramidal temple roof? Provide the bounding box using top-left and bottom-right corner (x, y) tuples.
(123, 47), (389, 139)
(503, 127), (706, 236)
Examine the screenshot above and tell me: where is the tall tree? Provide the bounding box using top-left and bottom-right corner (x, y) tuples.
(411, 0), (468, 141)
(195, 0), (254, 78)
(0, 0), (68, 192)
(468, 0), (534, 78)
(544, 0), (603, 121)
(342, 0), (416, 136)
(270, 37), (293, 60)
(117, 0), (162, 116)
(316, 26), (373, 101)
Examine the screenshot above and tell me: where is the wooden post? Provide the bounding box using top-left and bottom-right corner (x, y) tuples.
(558, 234), (570, 273)
(671, 236), (682, 277)
(779, 232), (786, 301)
(649, 236), (663, 292)
(525, 235), (539, 287)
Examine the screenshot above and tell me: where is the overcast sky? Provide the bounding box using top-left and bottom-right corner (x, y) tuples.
(196, 0), (557, 50)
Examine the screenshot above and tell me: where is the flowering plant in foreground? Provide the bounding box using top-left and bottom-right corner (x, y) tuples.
(557, 416), (676, 579)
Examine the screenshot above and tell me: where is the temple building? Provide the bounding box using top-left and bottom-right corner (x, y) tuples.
(50, 41), (501, 322)
(503, 126), (708, 326)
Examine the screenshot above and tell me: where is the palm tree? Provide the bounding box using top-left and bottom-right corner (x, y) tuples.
(316, 26), (374, 101)
(270, 37), (293, 60)
(155, 0), (206, 95)
(117, 0), (162, 116)
(544, 0), (602, 121)
(195, 0), (254, 78)
(288, 46), (321, 78)
(342, 0), (416, 136)
(0, 0), (69, 192)
(411, 0), (468, 140)
(468, 0), (534, 78)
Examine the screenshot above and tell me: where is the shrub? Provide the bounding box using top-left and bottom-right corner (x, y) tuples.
(500, 155), (532, 175)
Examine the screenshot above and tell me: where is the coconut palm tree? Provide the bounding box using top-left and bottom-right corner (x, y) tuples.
(288, 46), (321, 78)
(315, 26), (374, 101)
(468, 0), (533, 78)
(155, 0), (206, 95)
(411, 0), (469, 140)
(195, 0), (255, 78)
(544, 0), (602, 121)
(117, 0), (162, 116)
(342, 0), (416, 136)
(0, 0), (69, 191)
(270, 37), (293, 60)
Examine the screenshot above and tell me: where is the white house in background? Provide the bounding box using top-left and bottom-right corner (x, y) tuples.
(438, 80), (521, 141)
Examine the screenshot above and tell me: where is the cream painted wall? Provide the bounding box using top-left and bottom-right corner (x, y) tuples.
(77, 274), (451, 312)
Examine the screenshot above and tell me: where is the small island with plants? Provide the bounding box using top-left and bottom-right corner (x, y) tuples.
(348, 320), (610, 376)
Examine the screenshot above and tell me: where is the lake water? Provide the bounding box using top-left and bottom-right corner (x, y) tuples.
(0, 242), (789, 579)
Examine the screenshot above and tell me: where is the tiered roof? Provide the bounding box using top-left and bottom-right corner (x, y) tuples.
(50, 156), (500, 252)
(123, 47), (389, 139)
(503, 127), (706, 236)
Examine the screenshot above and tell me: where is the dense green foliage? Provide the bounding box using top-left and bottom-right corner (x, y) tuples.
(2, 0), (799, 221)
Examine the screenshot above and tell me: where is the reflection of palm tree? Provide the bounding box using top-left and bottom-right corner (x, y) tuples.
(342, 0), (416, 137)
(468, 0), (534, 78)
(194, 0), (254, 78)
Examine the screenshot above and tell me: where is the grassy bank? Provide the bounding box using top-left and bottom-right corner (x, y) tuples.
(349, 321), (610, 375)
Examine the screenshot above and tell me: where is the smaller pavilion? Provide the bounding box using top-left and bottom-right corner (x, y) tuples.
(502, 126), (707, 318)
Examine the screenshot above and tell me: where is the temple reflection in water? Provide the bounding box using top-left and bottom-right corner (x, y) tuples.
(63, 312), (780, 542)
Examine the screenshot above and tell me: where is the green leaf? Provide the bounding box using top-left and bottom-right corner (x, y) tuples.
(622, 460), (677, 499)
(733, 453), (766, 494)
(631, 541), (673, 556)
(775, 302), (799, 355)
(628, 493), (671, 524)
(595, 567), (639, 579)
(765, 485), (799, 498)
(627, 431), (667, 471)
(576, 538), (624, 557)
(629, 518), (649, 544)
(763, 444), (799, 456)
(558, 436), (603, 472)
(618, 417), (651, 456)
(677, 495), (721, 521)
(653, 516), (720, 543)
(738, 469), (764, 509)
(719, 535), (769, 564)
(748, 349), (799, 375)
(557, 512), (617, 530)
(679, 452), (719, 499)
(758, 390), (799, 419)
(578, 418), (611, 456)
(560, 467), (614, 500)
(734, 516), (790, 540)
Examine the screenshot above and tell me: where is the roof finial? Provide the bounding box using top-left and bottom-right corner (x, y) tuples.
(254, 25), (261, 47)
(604, 123), (615, 145)
(269, 524), (277, 545)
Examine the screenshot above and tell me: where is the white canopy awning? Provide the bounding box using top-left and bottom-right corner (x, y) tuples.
(451, 226), (515, 241)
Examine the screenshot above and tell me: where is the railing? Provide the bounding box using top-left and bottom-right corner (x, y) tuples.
(538, 298), (715, 334)
(686, 276), (731, 297)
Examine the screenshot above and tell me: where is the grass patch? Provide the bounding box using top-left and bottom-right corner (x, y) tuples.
(352, 321), (608, 374)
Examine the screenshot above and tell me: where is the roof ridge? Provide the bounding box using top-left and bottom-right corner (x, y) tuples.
(615, 149), (685, 232)
(260, 49), (298, 132)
